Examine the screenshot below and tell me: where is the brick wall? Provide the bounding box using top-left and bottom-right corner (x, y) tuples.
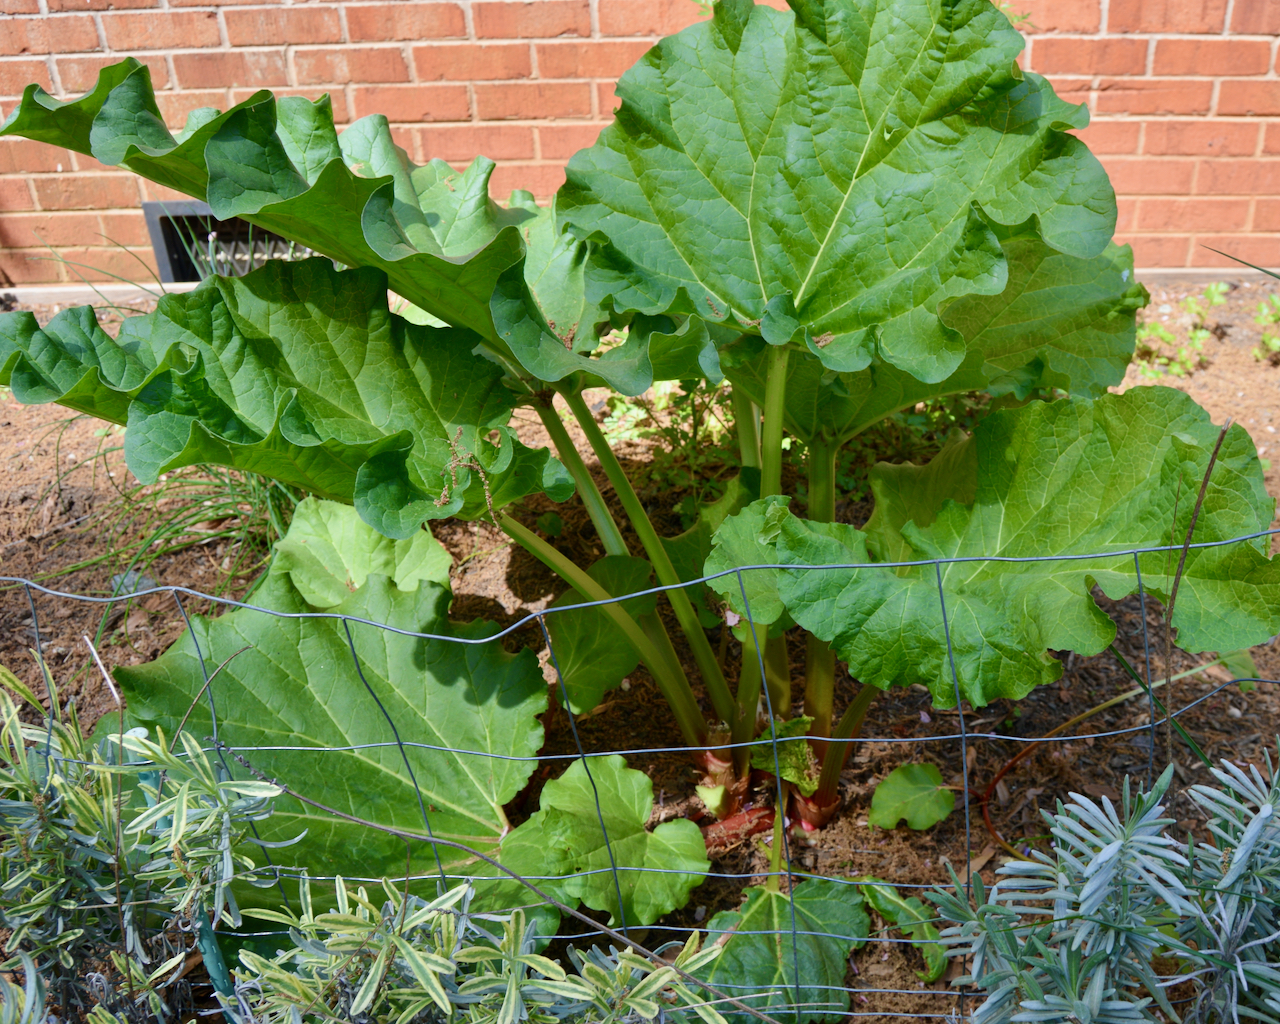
(0, 0), (1276, 285)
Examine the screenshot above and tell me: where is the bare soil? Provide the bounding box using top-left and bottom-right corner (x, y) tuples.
(4, 275), (1280, 1021)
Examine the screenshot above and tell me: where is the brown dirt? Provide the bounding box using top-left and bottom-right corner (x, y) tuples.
(5, 275), (1280, 1021)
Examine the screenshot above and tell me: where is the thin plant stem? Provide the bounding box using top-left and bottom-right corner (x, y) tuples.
(533, 398), (629, 558)
(730, 384), (761, 470)
(561, 388), (737, 725)
(1162, 419), (1232, 769)
(814, 683), (880, 807)
(760, 345), (791, 498)
(499, 514), (709, 746)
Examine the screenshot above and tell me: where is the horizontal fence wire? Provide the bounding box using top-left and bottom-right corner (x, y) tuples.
(4, 526), (1279, 1021)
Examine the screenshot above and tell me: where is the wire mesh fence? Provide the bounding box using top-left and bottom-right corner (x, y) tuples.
(4, 525), (1279, 1023)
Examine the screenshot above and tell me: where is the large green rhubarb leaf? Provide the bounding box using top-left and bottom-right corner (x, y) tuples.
(0, 258), (573, 537)
(560, 0), (1116, 383)
(1, 60), (521, 340)
(117, 502), (547, 884)
(730, 388), (1280, 708)
(720, 238), (1146, 446)
(695, 878), (869, 1024)
(0, 59), (657, 390)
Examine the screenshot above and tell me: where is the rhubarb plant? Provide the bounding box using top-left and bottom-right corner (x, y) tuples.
(2, 0), (1278, 877)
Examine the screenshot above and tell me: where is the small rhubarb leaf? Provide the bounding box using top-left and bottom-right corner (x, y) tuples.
(695, 878), (870, 1024)
(502, 755), (708, 927)
(857, 877), (947, 982)
(749, 717), (819, 797)
(868, 765), (955, 831)
(545, 556), (658, 714)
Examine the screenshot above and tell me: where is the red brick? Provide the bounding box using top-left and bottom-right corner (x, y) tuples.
(174, 50), (288, 90)
(0, 59), (51, 97)
(1196, 159), (1280, 194)
(599, 0), (705, 36)
(1267, 123), (1280, 155)
(0, 178), (35, 212)
(1196, 236), (1280, 268)
(1104, 157), (1196, 194)
(1045, 76), (1092, 107)
(99, 211), (151, 246)
(998, 0), (1101, 32)
(0, 0), (41, 12)
(231, 86), (350, 123)
(1071, 120), (1140, 154)
(33, 174), (139, 210)
(1136, 197), (1250, 231)
(0, 211), (104, 248)
(1096, 78), (1213, 115)
(488, 162), (565, 200)
(0, 138), (72, 174)
(475, 82), (592, 119)
(0, 250), (55, 284)
(537, 41), (653, 78)
(1108, 0), (1227, 33)
(154, 90), (229, 129)
(48, 0), (157, 9)
(1153, 39), (1271, 76)
(474, 1), (590, 39)
(58, 245), (158, 281)
(223, 8), (341, 47)
(57, 54), (169, 93)
(539, 122), (606, 159)
(346, 3), (466, 42)
(1254, 200), (1280, 233)
(295, 46), (410, 86)
(0, 16), (98, 56)
(1231, 4), (1280, 33)
(1120, 234), (1192, 266)
(169, 0), (273, 5)
(1115, 197), (1138, 232)
(350, 84), (470, 122)
(1219, 82), (1280, 117)
(413, 124), (535, 161)
(1033, 37), (1147, 75)
(597, 79), (621, 113)
(103, 12), (220, 51)
(412, 43), (531, 82)
(1144, 120), (1260, 156)
(137, 181), (192, 204)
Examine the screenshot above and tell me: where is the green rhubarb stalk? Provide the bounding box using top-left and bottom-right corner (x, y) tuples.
(764, 634), (791, 718)
(759, 345), (791, 498)
(805, 438), (838, 745)
(500, 514), (709, 746)
(813, 683), (880, 808)
(533, 399), (629, 558)
(730, 385), (761, 470)
(561, 388), (738, 726)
